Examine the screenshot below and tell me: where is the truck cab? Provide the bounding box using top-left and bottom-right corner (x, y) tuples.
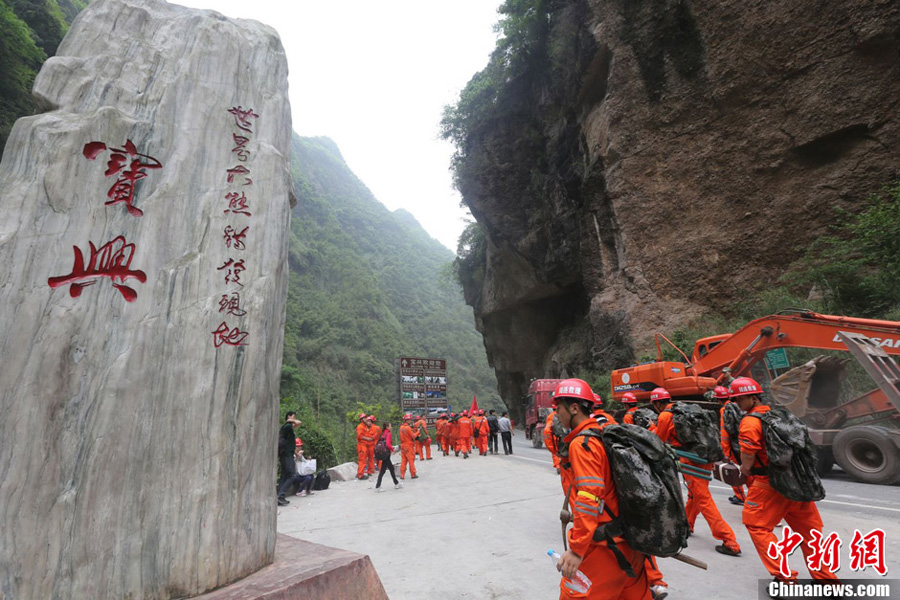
(523, 379), (562, 449)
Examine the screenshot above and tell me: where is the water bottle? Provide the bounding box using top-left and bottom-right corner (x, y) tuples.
(547, 549), (592, 594)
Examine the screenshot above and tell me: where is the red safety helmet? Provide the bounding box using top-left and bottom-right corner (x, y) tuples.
(621, 392), (638, 405)
(729, 377), (763, 398)
(402, 413), (412, 420)
(295, 438), (303, 447)
(478, 410), (485, 415)
(649, 387), (671, 403)
(450, 412), (456, 418)
(713, 386), (730, 400)
(366, 414), (377, 421)
(552, 379), (595, 409)
(461, 410), (468, 417)
(359, 413), (367, 420)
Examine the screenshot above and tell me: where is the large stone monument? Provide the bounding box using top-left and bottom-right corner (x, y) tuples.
(0, 0), (292, 598)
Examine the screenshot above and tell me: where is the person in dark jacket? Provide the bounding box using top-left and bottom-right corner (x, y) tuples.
(277, 412), (302, 506)
(487, 410), (500, 455)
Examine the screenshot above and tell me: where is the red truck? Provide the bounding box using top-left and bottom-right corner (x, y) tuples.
(523, 379), (562, 449)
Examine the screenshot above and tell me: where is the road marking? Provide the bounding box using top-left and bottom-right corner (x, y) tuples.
(708, 483), (900, 513)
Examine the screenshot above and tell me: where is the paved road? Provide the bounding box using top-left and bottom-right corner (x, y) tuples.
(277, 431), (899, 600)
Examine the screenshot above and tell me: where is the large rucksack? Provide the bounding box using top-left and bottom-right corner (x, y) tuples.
(573, 424), (689, 570)
(721, 402), (743, 460)
(631, 407), (658, 430)
(667, 402), (725, 463)
(745, 407), (825, 502)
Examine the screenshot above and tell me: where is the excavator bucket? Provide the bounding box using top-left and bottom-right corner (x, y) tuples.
(768, 356), (847, 417)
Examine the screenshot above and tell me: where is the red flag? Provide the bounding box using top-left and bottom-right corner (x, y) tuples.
(469, 395), (479, 415)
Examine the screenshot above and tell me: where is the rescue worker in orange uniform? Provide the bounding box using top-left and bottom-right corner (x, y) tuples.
(414, 415), (432, 460)
(472, 410), (489, 455)
(447, 413), (459, 455)
(356, 413), (374, 479)
(434, 415), (447, 456)
(553, 378), (651, 600)
(543, 411), (561, 473)
(620, 392), (639, 424)
(366, 415), (382, 476)
(650, 387), (742, 557)
(456, 410), (473, 458)
(399, 414), (418, 479)
(733, 377), (839, 582)
(715, 385), (746, 505)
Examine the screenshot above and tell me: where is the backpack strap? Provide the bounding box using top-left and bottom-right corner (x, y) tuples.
(741, 413), (769, 476)
(572, 429), (638, 578)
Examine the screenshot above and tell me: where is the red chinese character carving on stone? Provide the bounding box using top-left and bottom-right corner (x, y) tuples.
(232, 134), (250, 162)
(211, 321), (249, 348)
(227, 106), (259, 134)
(217, 258), (245, 286)
(226, 165), (252, 186)
(806, 530), (842, 573)
(224, 191), (252, 216)
(48, 235), (147, 302)
(849, 529), (887, 575)
(83, 139), (162, 217)
(767, 525), (804, 579)
(218, 292), (247, 317)
(223, 225), (249, 250)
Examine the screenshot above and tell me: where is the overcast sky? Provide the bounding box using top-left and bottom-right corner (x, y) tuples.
(176, 0), (503, 251)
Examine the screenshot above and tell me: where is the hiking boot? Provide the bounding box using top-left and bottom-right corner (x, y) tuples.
(455, 451), (459, 457)
(277, 497), (289, 506)
(651, 585), (669, 600)
(463, 453), (468, 459)
(728, 496), (744, 506)
(411, 474), (418, 479)
(715, 544), (741, 557)
(427, 457), (433, 460)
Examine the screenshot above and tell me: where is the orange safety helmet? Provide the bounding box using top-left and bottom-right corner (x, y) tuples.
(729, 377), (763, 397)
(552, 378), (595, 409)
(713, 386), (730, 400)
(621, 392), (638, 405)
(649, 387), (671, 403)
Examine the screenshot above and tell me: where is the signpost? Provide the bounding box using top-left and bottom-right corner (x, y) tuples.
(397, 357), (448, 423)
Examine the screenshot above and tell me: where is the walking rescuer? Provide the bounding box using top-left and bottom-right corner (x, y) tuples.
(732, 376), (839, 583)
(552, 379), (651, 600)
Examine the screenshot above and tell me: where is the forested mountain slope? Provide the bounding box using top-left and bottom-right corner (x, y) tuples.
(282, 135), (500, 429)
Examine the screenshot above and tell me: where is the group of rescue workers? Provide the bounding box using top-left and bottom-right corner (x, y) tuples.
(544, 376), (839, 600)
(355, 409), (502, 482)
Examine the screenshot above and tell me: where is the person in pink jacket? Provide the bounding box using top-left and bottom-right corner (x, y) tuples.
(375, 423), (403, 492)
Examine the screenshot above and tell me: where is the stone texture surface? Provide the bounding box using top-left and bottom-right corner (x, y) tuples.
(194, 535), (389, 600)
(327, 462), (359, 483)
(0, 0), (292, 598)
(456, 0), (900, 419)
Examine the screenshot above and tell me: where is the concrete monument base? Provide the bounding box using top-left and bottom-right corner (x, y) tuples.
(193, 535), (389, 600)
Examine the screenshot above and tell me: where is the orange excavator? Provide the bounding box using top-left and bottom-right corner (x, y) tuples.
(610, 309), (900, 485)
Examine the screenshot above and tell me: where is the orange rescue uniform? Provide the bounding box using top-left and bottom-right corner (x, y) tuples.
(739, 405), (838, 581)
(435, 418), (447, 454)
(414, 418), (432, 460)
(622, 406), (638, 425)
(543, 412), (561, 471)
(472, 415), (489, 455)
(399, 422), (417, 478)
(720, 401), (746, 502)
(456, 416), (473, 455)
(356, 421), (374, 478)
(561, 418), (650, 600)
(656, 404), (740, 552)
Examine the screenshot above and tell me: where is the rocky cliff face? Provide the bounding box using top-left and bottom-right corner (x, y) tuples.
(0, 0), (291, 598)
(458, 0), (900, 415)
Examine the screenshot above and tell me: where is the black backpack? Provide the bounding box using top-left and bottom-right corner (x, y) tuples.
(487, 415), (499, 433)
(573, 424), (689, 573)
(632, 408), (658, 430)
(313, 470), (331, 491)
(667, 403), (725, 463)
(374, 436), (391, 461)
(744, 407), (825, 502)
(721, 402), (743, 460)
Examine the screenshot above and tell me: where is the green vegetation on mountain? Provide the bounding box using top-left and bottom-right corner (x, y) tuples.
(282, 135), (500, 465)
(0, 0), (84, 159)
